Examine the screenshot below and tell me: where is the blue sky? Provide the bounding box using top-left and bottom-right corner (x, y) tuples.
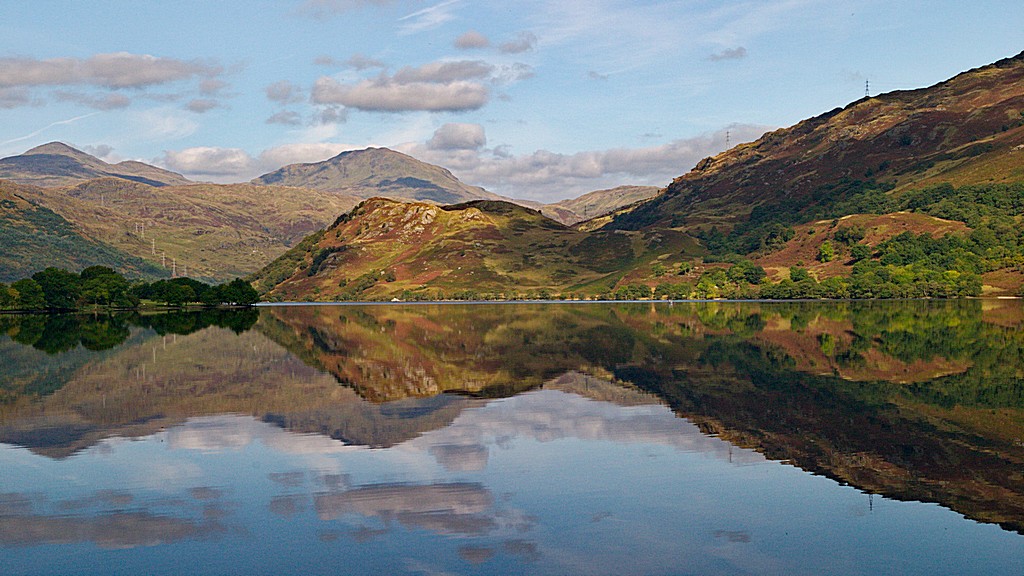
(0, 0), (1021, 202)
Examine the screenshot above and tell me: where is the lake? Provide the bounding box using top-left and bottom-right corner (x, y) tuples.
(1, 300), (1022, 575)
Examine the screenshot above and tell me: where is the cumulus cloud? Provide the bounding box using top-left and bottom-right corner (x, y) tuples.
(709, 46), (747, 61)
(162, 147), (254, 177)
(427, 123), (486, 150)
(265, 80), (303, 104)
(0, 87), (35, 108)
(455, 30), (490, 49)
(83, 144), (115, 159)
(158, 142), (357, 181)
(393, 60), (493, 83)
(266, 110), (302, 125)
(345, 54), (387, 70)
(402, 124), (770, 202)
(186, 98), (219, 113)
(309, 59), (511, 113)
(257, 142), (352, 169)
(52, 91), (131, 110)
(311, 105), (348, 125)
(312, 76), (488, 112)
(500, 32), (538, 54)
(199, 78), (228, 95)
(0, 53), (222, 89)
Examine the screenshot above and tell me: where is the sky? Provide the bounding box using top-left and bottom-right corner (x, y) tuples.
(0, 1), (1022, 203)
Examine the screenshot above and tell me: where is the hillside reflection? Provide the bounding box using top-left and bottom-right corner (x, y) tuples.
(1, 300), (1023, 534)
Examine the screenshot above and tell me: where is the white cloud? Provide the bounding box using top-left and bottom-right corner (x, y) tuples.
(186, 98), (219, 113)
(266, 110), (302, 125)
(265, 80), (303, 104)
(709, 46), (747, 61)
(405, 124), (771, 202)
(257, 142), (354, 170)
(427, 123), (486, 150)
(0, 52), (222, 89)
(455, 30), (490, 50)
(344, 54), (388, 70)
(52, 91), (131, 110)
(157, 142), (360, 182)
(312, 76), (488, 112)
(392, 60), (493, 83)
(161, 146), (255, 177)
(499, 31), (538, 54)
(307, 58), (526, 114)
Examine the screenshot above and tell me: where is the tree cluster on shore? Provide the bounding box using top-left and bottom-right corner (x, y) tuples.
(0, 266), (259, 311)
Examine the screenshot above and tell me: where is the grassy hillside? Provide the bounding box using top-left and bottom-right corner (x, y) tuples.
(22, 179), (359, 283)
(0, 180), (165, 282)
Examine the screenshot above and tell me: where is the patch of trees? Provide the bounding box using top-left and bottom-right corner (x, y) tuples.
(0, 267), (259, 311)
(0, 308), (259, 355)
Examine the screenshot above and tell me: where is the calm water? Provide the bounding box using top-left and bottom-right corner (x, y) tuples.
(1, 301), (1022, 575)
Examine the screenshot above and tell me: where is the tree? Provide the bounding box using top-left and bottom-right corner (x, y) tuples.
(220, 278), (259, 305)
(817, 240), (835, 262)
(32, 267), (81, 310)
(0, 282), (17, 308)
(79, 267), (132, 306)
(789, 266), (811, 282)
(11, 278), (45, 310)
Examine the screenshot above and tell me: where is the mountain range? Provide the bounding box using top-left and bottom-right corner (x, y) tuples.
(256, 50), (1024, 299)
(3, 51), (1024, 295)
(0, 144), (648, 283)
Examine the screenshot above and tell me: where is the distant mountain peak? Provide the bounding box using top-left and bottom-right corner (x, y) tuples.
(252, 146), (513, 205)
(24, 141), (89, 157)
(0, 142), (191, 188)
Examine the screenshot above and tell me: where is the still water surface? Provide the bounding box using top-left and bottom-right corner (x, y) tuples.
(1, 301), (1022, 575)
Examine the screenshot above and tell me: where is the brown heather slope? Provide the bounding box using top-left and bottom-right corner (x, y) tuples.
(253, 197), (703, 300)
(24, 178), (359, 282)
(755, 212), (971, 281)
(0, 142), (191, 188)
(607, 51), (1024, 231)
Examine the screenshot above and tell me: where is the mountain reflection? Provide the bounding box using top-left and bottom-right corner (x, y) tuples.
(1, 299), (1023, 536)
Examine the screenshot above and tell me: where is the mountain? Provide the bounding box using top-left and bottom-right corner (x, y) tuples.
(0, 179), (164, 282)
(21, 178), (359, 282)
(0, 142), (191, 188)
(540, 185), (661, 225)
(607, 51), (1024, 233)
(251, 197), (699, 300)
(254, 51), (1024, 300)
(253, 147), (515, 205)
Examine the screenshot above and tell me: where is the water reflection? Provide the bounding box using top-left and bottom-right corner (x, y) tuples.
(1, 301), (1023, 574)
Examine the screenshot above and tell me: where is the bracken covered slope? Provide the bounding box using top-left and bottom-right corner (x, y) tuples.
(607, 51), (1024, 231)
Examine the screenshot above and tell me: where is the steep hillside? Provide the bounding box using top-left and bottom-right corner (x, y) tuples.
(608, 51), (1024, 233)
(253, 147), (512, 204)
(0, 142), (191, 188)
(252, 197), (701, 300)
(23, 179), (359, 282)
(0, 180), (164, 282)
(541, 185), (661, 225)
